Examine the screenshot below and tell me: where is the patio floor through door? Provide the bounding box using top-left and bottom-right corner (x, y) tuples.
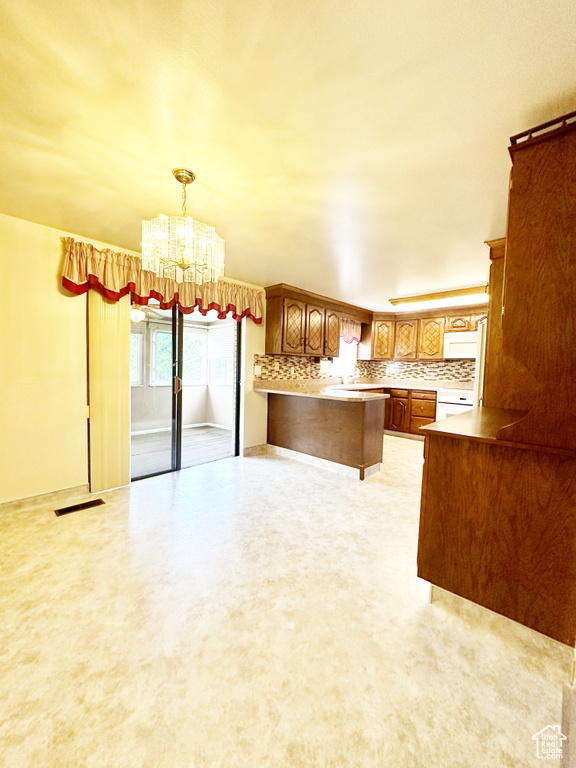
(131, 425), (233, 479)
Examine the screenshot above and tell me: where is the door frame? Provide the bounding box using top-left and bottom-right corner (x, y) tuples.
(131, 306), (241, 481)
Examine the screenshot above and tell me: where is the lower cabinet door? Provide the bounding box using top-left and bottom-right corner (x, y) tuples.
(387, 397), (409, 431)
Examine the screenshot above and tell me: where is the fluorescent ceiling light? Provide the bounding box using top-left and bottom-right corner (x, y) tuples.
(389, 286), (488, 313)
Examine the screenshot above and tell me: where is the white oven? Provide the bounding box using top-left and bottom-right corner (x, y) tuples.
(435, 389), (475, 421)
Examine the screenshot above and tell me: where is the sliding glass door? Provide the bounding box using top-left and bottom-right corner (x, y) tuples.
(130, 304), (240, 480)
(130, 302), (178, 478)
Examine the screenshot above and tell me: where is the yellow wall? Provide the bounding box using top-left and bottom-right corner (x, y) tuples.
(0, 213), (268, 503)
(0, 214), (138, 504)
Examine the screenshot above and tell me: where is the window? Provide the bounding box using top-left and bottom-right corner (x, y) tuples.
(130, 333), (143, 385)
(150, 329), (173, 385)
(149, 325), (207, 386)
(331, 337), (358, 377)
(211, 357), (235, 384)
(182, 329), (206, 384)
(208, 324), (234, 385)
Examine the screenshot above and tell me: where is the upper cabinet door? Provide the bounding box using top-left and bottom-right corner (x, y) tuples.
(470, 313), (488, 330)
(282, 298), (306, 355)
(446, 315), (471, 332)
(372, 320), (395, 359)
(324, 310), (340, 357)
(305, 304), (325, 355)
(418, 317), (445, 360)
(394, 319), (419, 360)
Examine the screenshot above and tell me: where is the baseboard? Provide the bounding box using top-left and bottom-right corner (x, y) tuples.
(0, 484), (91, 512)
(242, 444), (269, 457)
(384, 430), (425, 441)
(132, 423), (232, 436)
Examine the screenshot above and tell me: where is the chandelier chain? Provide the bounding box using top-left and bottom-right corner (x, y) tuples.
(182, 184), (187, 217)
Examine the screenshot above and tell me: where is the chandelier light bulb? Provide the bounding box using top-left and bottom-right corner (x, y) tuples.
(141, 168), (225, 285)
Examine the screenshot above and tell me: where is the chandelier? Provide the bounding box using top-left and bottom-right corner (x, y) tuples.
(141, 168), (225, 284)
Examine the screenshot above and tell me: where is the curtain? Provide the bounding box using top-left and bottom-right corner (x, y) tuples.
(340, 317), (361, 344)
(61, 238), (264, 324)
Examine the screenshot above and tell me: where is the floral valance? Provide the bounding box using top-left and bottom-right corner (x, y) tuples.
(61, 238), (263, 323)
(340, 317), (361, 344)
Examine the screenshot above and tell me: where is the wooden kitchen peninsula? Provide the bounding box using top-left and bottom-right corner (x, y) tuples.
(255, 384), (389, 480)
(418, 408), (576, 645)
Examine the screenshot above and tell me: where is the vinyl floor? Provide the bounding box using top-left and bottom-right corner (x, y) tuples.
(2, 436), (572, 767)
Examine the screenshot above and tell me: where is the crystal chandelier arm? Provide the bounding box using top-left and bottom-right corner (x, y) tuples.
(141, 167), (224, 285)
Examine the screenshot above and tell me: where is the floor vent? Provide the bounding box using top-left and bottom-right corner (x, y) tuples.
(54, 499), (105, 517)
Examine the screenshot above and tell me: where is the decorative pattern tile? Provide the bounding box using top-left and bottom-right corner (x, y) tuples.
(254, 355), (336, 380)
(357, 359), (476, 384)
(254, 354), (475, 384)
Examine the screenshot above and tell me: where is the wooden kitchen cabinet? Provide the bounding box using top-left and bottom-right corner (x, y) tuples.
(386, 395), (410, 432)
(373, 319), (395, 359)
(265, 283), (488, 361)
(324, 309), (340, 357)
(394, 320), (419, 360)
(265, 284), (371, 357)
(305, 304), (325, 355)
(385, 388), (437, 435)
(417, 111), (576, 646)
(357, 314), (395, 361)
(394, 316), (444, 361)
(409, 390), (437, 434)
(470, 313), (488, 330)
(418, 317), (445, 360)
(446, 315), (471, 332)
(281, 298), (306, 355)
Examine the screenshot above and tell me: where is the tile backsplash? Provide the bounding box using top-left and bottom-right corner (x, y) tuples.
(254, 354), (475, 383)
(254, 355), (336, 380)
(357, 359), (476, 384)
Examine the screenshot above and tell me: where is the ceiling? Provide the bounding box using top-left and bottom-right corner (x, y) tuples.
(2, 0), (576, 310)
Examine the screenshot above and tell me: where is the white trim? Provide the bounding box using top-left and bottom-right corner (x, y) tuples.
(131, 422), (232, 436)
(131, 426), (172, 435)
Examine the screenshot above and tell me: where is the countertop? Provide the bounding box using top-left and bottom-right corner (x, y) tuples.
(253, 381), (389, 402)
(420, 406), (576, 457)
(254, 378), (473, 400)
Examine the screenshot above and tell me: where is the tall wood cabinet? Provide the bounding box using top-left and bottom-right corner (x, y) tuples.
(418, 110), (576, 646)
